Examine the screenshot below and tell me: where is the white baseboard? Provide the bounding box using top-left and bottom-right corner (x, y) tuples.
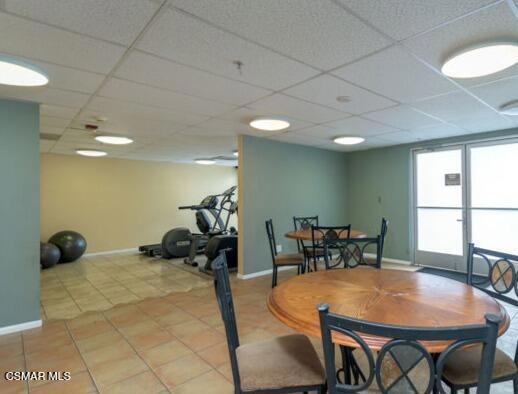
(237, 266), (297, 280)
(364, 253), (412, 266)
(84, 247), (139, 257)
(0, 320), (42, 336)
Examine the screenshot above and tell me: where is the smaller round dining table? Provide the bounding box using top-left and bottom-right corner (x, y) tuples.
(285, 228), (366, 241)
(267, 267), (510, 353)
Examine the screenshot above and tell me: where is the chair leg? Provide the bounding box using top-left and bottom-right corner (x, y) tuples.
(272, 266), (277, 288)
(514, 377), (518, 394)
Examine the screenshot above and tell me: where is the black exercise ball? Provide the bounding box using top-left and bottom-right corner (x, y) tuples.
(49, 231), (87, 263)
(40, 242), (61, 269)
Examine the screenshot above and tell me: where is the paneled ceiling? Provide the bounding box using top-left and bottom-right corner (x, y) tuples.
(0, 0), (517, 165)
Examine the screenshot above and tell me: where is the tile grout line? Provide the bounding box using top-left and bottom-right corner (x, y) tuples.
(63, 320), (101, 394)
(100, 307), (175, 393)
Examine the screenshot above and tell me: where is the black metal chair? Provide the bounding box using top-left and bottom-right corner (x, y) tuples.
(293, 215), (319, 252)
(266, 219), (304, 288)
(318, 303), (501, 394)
(442, 243), (518, 393)
(323, 236), (382, 270)
(212, 252), (326, 394)
(309, 225), (351, 272)
(364, 217), (389, 266)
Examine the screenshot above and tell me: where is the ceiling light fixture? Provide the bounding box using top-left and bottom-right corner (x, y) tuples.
(195, 159), (215, 165)
(249, 117), (290, 131)
(95, 135), (134, 145)
(76, 149), (107, 157)
(333, 136), (365, 145)
(233, 150), (239, 157)
(441, 42), (518, 78)
(500, 101), (518, 116)
(0, 55), (49, 87)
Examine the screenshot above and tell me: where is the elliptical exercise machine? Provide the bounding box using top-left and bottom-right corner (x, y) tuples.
(184, 186), (237, 268)
(138, 186), (237, 263)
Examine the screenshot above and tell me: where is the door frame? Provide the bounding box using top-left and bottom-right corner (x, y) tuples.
(411, 144), (467, 271)
(410, 134), (518, 270)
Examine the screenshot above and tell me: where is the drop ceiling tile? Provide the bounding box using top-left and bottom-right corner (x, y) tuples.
(247, 93), (349, 124)
(115, 51), (271, 106)
(403, 2), (518, 87)
(268, 132), (328, 147)
(339, 0), (497, 40)
(4, 0), (160, 45)
(99, 78), (236, 116)
(453, 113), (515, 133)
(375, 131), (420, 144)
(283, 74), (395, 115)
(137, 8), (319, 90)
(292, 125), (342, 141)
(41, 126), (65, 135)
(324, 116), (400, 136)
(333, 45), (458, 103)
(71, 115), (187, 138)
(40, 104), (79, 119)
(0, 86), (90, 108)
(469, 75), (518, 112)
(0, 12), (125, 73)
(85, 97), (209, 126)
(406, 124), (467, 140)
(40, 116), (71, 129)
(411, 91), (498, 124)
(185, 118), (277, 138)
(362, 105), (445, 130)
(170, 0), (391, 70)
(39, 140), (54, 153)
(179, 126), (238, 138)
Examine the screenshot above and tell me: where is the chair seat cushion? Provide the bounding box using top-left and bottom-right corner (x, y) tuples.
(236, 334), (325, 391)
(274, 253), (304, 265)
(443, 345), (517, 386)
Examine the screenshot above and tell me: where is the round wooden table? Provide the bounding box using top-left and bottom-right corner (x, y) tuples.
(285, 228), (366, 241)
(267, 268), (509, 353)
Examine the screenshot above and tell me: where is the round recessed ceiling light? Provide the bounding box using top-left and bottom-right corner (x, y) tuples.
(76, 149), (107, 157)
(333, 136), (365, 145)
(95, 135), (134, 145)
(0, 55), (49, 87)
(195, 159), (215, 165)
(249, 117), (290, 131)
(500, 101), (518, 116)
(441, 42), (518, 78)
(233, 150), (239, 157)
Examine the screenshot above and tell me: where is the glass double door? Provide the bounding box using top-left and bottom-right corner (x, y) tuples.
(413, 139), (518, 272)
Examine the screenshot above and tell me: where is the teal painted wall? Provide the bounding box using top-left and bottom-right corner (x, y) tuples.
(346, 127), (518, 262)
(0, 99), (40, 328)
(240, 136), (348, 275)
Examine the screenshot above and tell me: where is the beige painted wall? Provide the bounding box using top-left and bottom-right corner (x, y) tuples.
(40, 154), (237, 253)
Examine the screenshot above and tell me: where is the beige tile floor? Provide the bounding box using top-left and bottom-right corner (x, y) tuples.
(40, 253), (211, 320)
(1, 254), (515, 393)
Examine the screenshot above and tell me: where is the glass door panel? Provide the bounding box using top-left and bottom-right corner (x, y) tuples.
(414, 147), (465, 270)
(417, 208), (463, 255)
(471, 210), (518, 255)
(469, 140), (518, 256)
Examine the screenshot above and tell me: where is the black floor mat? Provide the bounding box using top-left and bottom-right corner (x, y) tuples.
(418, 267), (490, 286)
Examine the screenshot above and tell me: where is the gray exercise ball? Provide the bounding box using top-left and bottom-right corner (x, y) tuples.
(40, 242), (61, 269)
(48, 231), (87, 263)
